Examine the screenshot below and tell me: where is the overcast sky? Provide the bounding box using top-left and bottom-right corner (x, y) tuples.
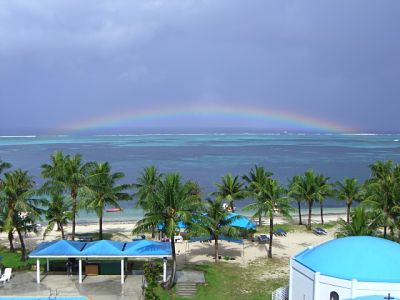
(1, 0), (399, 134)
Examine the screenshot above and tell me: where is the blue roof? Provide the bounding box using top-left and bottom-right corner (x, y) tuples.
(29, 239), (171, 258)
(83, 240), (124, 256)
(124, 240), (171, 256)
(294, 236), (400, 282)
(227, 213), (256, 229)
(29, 240), (85, 257)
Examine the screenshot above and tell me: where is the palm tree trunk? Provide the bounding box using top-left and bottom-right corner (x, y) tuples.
(320, 202), (324, 225)
(230, 201), (235, 212)
(16, 227), (27, 261)
(60, 223), (65, 240)
(71, 187), (77, 241)
(151, 224), (155, 239)
(99, 214), (103, 240)
(258, 215), (262, 226)
(8, 230), (14, 252)
(347, 202), (351, 223)
(297, 201), (302, 225)
(166, 236), (177, 289)
(383, 225), (387, 238)
(307, 201), (313, 230)
(214, 237), (219, 263)
(268, 216), (273, 258)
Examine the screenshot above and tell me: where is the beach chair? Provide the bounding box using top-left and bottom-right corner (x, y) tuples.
(313, 227), (327, 235)
(274, 228), (287, 236)
(0, 268), (12, 284)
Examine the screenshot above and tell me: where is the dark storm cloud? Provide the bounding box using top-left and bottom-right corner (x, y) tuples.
(0, 0), (399, 132)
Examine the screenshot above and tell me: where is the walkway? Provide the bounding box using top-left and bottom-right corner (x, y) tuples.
(0, 272), (144, 299)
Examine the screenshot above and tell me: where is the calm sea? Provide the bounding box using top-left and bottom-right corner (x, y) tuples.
(1, 133), (399, 223)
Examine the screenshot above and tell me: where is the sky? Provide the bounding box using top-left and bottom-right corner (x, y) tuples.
(0, 0), (399, 134)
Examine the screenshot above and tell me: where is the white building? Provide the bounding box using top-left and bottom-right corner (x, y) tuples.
(289, 236), (400, 300)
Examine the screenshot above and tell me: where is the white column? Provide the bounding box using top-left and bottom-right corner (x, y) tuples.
(121, 259), (125, 284)
(46, 258), (50, 272)
(36, 259), (40, 284)
(163, 258), (167, 283)
(79, 259), (82, 284)
(313, 272), (320, 300)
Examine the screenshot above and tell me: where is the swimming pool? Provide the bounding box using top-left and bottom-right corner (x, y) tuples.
(0, 297), (87, 300)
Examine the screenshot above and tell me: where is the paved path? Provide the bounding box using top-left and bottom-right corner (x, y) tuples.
(0, 272), (144, 299)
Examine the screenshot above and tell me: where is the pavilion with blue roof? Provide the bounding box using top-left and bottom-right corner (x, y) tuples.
(29, 239), (171, 285)
(289, 236), (400, 300)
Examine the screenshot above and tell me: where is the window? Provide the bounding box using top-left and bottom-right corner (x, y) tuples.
(330, 291), (339, 300)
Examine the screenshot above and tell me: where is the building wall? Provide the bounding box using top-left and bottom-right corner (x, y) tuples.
(290, 259), (400, 300)
(289, 260), (315, 300)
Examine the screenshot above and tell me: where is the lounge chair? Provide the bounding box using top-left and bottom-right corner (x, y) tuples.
(274, 228), (287, 236)
(257, 234), (269, 243)
(313, 227), (327, 235)
(0, 268), (12, 284)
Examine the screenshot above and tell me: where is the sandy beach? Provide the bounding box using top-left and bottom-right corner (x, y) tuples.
(0, 212), (342, 271)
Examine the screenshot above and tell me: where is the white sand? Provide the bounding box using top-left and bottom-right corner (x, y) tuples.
(0, 213), (342, 267)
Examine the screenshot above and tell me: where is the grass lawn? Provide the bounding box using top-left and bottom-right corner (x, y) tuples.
(0, 246), (41, 270)
(156, 257), (289, 300)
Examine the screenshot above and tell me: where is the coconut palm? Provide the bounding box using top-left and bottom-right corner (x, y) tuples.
(133, 166), (162, 238)
(363, 160), (400, 238)
(41, 151), (92, 240)
(242, 165), (273, 226)
(315, 174), (333, 225)
(0, 159), (12, 249)
(290, 170), (317, 230)
(212, 174), (246, 212)
(43, 194), (72, 240)
(288, 175), (303, 225)
(199, 198), (240, 262)
(0, 159), (11, 176)
(335, 178), (361, 223)
(0, 169), (41, 260)
(243, 178), (291, 258)
(132, 173), (202, 289)
(336, 207), (378, 237)
(82, 162), (131, 240)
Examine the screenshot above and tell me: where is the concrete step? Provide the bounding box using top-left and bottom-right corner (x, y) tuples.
(176, 283), (197, 298)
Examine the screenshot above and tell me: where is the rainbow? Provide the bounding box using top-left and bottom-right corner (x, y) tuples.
(61, 105), (355, 133)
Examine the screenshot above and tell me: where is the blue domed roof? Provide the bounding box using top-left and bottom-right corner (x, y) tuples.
(294, 236), (400, 282)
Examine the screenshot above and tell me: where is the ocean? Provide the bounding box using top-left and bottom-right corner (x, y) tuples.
(0, 133), (399, 223)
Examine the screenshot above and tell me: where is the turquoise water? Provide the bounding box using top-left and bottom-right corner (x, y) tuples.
(0, 133), (399, 222)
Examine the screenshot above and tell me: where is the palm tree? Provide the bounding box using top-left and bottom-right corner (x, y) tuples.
(336, 207), (378, 237)
(290, 170), (317, 230)
(242, 165), (273, 226)
(82, 162), (131, 240)
(43, 194), (72, 240)
(0, 169), (40, 260)
(288, 175), (303, 225)
(335, 178), (361, 223)
(362, 160), (400, 239)
(199, 198), (240, 262)
(0, 159), (12, 250)
(315, 174), (333, 225)
(243, 178), (291, 258)
(212, 174), (246, 212)
(41, 151), (92, 240)
(0, 159), (12, 176)
(132, 173), (202, 288)
(133, 166), (162, 238)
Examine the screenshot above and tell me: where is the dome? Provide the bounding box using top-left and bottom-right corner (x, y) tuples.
(294, 236), (400, 282)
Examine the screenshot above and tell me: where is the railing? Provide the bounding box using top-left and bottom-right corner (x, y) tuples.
(272, 285), (289, 300)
